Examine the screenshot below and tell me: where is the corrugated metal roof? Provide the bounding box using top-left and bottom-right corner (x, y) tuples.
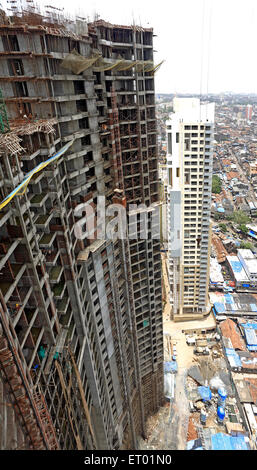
(220, 319), (245, 351)
(247, 378), (257, 403)
(225, 348), (242, 368)
(234, 379), (252, 402)
(211, 292), (257, 314)
(211, 432), (249, 450)
(244, 328), (257, 347)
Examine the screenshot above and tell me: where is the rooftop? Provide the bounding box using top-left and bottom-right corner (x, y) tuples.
(226, 256), (249, 283)
(89, 19), (153, 32)
(168, 97), (215, 124)
(220, 318), (245, 351)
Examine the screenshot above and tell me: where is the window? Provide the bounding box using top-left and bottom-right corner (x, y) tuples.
(8, 59), (24, 76)
(176, 168), (180, 178)
(168, 133), (172, 153)
(184, 138), (190, 151)
(3, 35), (19, 51)
(13, 82), (28, 97)
(176, 133), (179, 143)
(168, 168), (173, 186)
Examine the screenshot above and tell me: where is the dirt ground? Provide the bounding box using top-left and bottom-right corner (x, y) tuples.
(138, 253), (218, 450)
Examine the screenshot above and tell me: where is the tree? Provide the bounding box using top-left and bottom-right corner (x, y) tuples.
(239, 224), (249, 234)
(219, 223), (227, 233)
(232, 210), (250, 225)
(240, 241), (254, 250)
(212, 175), (222, 194)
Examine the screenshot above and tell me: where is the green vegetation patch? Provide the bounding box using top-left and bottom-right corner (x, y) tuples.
(240, 241), (254, 250)
(212, 175), (222, 194)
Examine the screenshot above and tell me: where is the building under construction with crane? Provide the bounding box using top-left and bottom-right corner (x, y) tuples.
(0, 4), (163, 450)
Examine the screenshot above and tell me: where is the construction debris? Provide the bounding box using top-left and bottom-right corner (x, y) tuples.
(187, 365), (205, 386)
(0, 118), (57, 156)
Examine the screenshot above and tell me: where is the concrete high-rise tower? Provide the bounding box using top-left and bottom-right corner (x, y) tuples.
(0, 10), (163, 450)
(166, 98), (215, 321)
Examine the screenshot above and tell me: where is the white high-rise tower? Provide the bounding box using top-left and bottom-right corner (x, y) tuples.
(166, 98), (215, 320)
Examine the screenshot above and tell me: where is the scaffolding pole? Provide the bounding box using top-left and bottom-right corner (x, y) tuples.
(0, 290), (59, 450)
(55, 360), (83, 450)
(68, 346), (97, 449)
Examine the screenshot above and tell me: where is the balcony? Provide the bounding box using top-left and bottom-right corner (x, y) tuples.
(0, 263), (27, 302)
(57, 296), (70, 315)
(59, 308), (72, 327)
(52, 282), (66, 300)
(35, 213), (52, 229)
(39, 232), (56, 248)
(49, 265), (64, 284)
(30, 193), (48, 208)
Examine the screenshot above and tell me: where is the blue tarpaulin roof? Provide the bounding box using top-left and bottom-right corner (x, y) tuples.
(198, 386), (212, 402)
(211, 433), (231, 450)
(230, 260), (243, 273)
(244, 328), (257, 346)
(213, 294), (257, 314)
(249, 230), (257, 239)
(225, 348), (242, 368)
(214, 302), (226, 314)
(164, 361), (178, 373)
(187, 438), (203, 450)
(224, 293), (233, 304)
(211, 433), (249, 451)
(240, 324), (257, 350)
(241, 322), (257, 330)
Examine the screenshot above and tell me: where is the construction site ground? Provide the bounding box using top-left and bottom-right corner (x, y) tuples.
(138, 254), (219, 450)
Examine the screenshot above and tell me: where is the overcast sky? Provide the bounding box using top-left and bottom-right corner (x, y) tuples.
(14, 0), (257, 94)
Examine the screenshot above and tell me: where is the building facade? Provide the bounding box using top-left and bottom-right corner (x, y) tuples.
(246, 104), (253, 121)
(0, 10), (163, 450)
(166, 98), (215, 320)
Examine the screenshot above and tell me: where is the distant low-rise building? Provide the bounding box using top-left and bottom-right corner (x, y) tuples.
(226, 249), (257, 290)
(247, 200), (257, 215)
(226, 255), (251, 290)
(238, 249), (257, 281)
(210, 257), (224, 289)
(249, 160), (257, 177)
(246, 224), (257, 240)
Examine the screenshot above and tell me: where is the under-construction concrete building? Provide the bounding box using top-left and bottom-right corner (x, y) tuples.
(0, 7), (163, 450)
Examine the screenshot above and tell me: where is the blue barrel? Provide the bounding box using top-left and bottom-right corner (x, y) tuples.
(218, 387), (227, 406)
(217, 406), (225, 423)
